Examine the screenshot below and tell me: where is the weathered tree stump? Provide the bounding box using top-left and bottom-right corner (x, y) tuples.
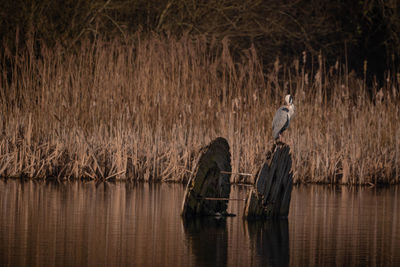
(181, 137), (231, 218)
(243, 143), (293, 219)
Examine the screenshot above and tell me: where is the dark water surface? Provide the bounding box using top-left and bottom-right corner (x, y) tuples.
(0, 180), (399, 267)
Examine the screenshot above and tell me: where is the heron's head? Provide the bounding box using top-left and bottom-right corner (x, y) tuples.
(285, 94), (293, 106)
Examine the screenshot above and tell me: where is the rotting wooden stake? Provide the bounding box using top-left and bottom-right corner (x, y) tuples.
(180, 168), (252, 177)
(220, 171), (253, 177)
(197, 197), (246, 201)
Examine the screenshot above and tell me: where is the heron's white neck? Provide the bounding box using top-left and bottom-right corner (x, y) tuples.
(287, 104), (295, 119)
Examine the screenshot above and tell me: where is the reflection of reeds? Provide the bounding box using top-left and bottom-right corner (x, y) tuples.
(0, 34), (399, 184)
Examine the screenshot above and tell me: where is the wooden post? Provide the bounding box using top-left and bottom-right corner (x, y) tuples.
(181, 137), (232, 218)
(243, 143), (293, 219)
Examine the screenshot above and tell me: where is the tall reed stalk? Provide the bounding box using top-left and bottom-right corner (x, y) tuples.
(0, 34), (399, 184)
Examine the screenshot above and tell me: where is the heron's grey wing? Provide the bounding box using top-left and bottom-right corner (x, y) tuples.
(272, 107), (289, 139)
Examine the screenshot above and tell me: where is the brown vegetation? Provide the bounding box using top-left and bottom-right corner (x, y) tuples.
(0, 34), (399, 184)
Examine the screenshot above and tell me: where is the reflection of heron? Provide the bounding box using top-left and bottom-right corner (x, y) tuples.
(272, 94), (295, 142)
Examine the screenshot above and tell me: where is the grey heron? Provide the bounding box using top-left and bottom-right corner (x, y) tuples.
(272, 94), (295, 142)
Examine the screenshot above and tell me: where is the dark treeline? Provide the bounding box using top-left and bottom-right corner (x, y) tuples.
(1, 0), (399, 86)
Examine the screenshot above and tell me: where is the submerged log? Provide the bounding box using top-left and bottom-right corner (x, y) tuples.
(243, 143), (293, 219)
(181, 137), (231, 218)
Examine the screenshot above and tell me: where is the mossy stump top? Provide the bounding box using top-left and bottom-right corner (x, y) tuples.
(181, 137), (231, 218)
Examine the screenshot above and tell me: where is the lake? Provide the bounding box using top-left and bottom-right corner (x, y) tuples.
(0, 180), (399, 266)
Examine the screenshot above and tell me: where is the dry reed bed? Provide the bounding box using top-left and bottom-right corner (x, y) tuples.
(0, 34), (399, 184)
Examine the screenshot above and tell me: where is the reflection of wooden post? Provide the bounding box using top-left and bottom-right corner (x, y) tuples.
(181, 137), (231, 218)
(243, 143), (293, 219)
(244, 220), (289, 266)
(182, 218), (228, 266)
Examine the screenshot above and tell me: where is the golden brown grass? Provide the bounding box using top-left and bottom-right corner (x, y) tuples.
(0, 34), (399, 184)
